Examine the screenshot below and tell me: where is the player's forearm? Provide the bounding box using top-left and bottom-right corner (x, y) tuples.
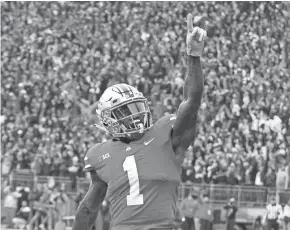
(72, 203), (99, 230)
(72, 172), (107, 230)
(184, 56), (204, 104)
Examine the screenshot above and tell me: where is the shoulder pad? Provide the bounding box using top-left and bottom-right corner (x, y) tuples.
(152, 114), (176, 143)
(84, 143), (103, 172)
(154, 114), (176, 128)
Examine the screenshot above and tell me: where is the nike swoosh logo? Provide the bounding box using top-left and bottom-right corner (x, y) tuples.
(144, 138), (155, 146)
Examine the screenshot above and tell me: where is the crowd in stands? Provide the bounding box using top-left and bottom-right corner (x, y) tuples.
(1, 179), (31, 228)
(1, 177), (70, 229)
(1, 2), (290, 189)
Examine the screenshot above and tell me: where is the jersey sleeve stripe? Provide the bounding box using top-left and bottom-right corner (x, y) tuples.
(170, 116), (176, 121)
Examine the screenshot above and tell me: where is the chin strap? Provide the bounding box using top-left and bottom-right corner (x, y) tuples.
(137, 123), (144, 133)
(94, 121), (145, 138)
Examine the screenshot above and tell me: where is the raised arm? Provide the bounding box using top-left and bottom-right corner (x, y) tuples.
(171, 13), (206, 158)
(72, 171), (107, 230)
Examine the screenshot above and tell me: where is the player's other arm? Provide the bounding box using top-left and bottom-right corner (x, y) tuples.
(171, 13), (206, 157)
(72, 170), (107, 230)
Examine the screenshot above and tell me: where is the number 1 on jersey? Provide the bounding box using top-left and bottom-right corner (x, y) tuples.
(123, 155), (144, 206)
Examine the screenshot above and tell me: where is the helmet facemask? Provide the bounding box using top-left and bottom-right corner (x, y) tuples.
(99, 99), (152, 139)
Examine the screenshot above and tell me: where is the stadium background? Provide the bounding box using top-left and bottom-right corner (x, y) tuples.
(1, 1), (290, 230)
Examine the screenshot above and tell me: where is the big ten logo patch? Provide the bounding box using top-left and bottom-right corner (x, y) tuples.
(98, 153), (111, 162)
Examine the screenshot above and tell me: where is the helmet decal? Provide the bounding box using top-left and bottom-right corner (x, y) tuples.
(112, 84), (134, 98)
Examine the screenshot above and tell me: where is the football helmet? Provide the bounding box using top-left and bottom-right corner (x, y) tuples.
(96, 83), (152, 139)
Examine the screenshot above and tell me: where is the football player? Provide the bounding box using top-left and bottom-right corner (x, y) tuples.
(72, 13), (207, 230)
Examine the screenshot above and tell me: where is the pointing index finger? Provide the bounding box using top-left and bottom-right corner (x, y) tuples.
(187, 13), (193, 32)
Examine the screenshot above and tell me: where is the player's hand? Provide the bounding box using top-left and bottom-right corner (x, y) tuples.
(186, 13), (207, 57)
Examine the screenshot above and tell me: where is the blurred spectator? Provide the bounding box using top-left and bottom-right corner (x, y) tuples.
(3, 185), (22, 228)
(252, 216), (264, 230)
(51, 184), (69, 230)
(29, 184), (52, 230)
(179, 189), (200, 230)
(276, 158), (289, 190)
(284, 198), (290, 230)
(196, 194), (213, 230)
(12, 200), (31, 229)
(16, 185), (30, 211)
(266, 196), (282, 230)
(264, 167), (276, 188)
(224, 198), (238, 230)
